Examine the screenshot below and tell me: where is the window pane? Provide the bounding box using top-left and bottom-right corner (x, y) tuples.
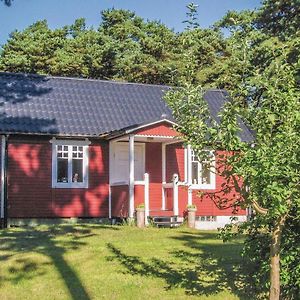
(72, 159), (83, 182)
(201, 162), (211, 184)
(57, 159), (68, 183)
(192, 162), (199, 184)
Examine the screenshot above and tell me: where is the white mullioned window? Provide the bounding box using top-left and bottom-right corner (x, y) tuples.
(190, 149), (216, 189)
(51, 139), (90, 188)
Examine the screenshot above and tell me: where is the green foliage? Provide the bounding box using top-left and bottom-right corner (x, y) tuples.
(166, 1), (300, 298)
(0, 7), (227, 87)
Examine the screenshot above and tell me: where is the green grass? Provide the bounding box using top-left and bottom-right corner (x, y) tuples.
(0, 224), (252, 300)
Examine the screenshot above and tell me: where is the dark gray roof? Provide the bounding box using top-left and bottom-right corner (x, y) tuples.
(0, 72), (253, 141)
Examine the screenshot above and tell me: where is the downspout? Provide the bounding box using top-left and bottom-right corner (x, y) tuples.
(0, 135), (7, 229)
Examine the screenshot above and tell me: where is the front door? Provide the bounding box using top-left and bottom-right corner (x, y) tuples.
(111, 142), (145, 184)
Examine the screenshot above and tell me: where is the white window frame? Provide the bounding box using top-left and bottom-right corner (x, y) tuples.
(186, 147), (216, 190)
(50, 139), (90, 188)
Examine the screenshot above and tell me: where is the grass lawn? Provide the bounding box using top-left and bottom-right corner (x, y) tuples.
(0, 224), (253, 300)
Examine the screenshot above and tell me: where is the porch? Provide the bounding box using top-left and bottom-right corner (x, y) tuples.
(108, 121), (190, 224)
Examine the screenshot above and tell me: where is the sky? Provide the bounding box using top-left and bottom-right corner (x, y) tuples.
(0, 0), (261, 46)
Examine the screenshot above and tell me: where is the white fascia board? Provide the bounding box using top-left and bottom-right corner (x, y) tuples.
(125, 119), (177, 134)
(50, 137), (91, 146)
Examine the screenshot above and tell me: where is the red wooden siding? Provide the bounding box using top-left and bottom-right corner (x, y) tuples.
(166, 143), (185, 182)
(111, 185), (128, 217)
(134, 122), (178, 137)
(7, 136), (109, 218)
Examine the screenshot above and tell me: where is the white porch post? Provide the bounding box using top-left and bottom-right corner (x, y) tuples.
(188, 188), (192, 205)
(128, 135), (135, 218)
(187, 144), (192, 185)
(144, 173), (149, 225)
(172, 173), (179, 216)
(161, 143), (166, 210)
(186, 144), (193, 206)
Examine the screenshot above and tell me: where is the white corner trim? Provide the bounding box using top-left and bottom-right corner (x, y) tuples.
(108, 185), (112, 219)
(128, 135), (135, 218)
(184, 147), (187, 183)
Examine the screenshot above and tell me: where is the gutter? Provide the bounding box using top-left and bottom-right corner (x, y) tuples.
(0, 135), (7, 228)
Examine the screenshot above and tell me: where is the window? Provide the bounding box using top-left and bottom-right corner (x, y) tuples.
(51, 139), (89, 188)
(190, 149), (216, 189)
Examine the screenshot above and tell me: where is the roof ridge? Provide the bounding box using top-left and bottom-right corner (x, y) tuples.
(0, 71), (171, 89)
(0, 71), (224, 92)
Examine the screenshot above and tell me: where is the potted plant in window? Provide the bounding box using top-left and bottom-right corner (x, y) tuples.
(186, 204), (197, 229)
(136, 203), (145, 228)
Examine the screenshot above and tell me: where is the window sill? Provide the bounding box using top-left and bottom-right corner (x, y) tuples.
(52, 184), (88, 189)
(189, 184), (216, 190)
(110, 181), (145, 186)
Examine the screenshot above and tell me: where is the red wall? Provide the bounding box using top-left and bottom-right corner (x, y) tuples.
(111, 185), (128, 217)
(7, 136), (109, 218)
(166, 143), (185, 182)
(165, 145), (245, 216)
(6, 133), (245, 219)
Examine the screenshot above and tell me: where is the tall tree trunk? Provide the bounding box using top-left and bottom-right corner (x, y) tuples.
(269, 215), (286, 300)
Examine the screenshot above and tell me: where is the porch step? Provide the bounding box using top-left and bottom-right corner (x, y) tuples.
(150, 215), (183, 228)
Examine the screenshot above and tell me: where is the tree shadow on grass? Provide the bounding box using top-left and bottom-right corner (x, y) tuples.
(0, 224), (118, 300)
(106, 230), (255, 299)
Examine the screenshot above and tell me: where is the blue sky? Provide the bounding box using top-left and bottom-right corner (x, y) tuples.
(0, 0), (261, 46)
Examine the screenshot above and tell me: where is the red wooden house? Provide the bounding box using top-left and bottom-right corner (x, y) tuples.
(0, 72), (253, 228)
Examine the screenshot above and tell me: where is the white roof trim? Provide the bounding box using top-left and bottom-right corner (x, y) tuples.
(50, 137), (91, 146)
(125, 119), (177, 134)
